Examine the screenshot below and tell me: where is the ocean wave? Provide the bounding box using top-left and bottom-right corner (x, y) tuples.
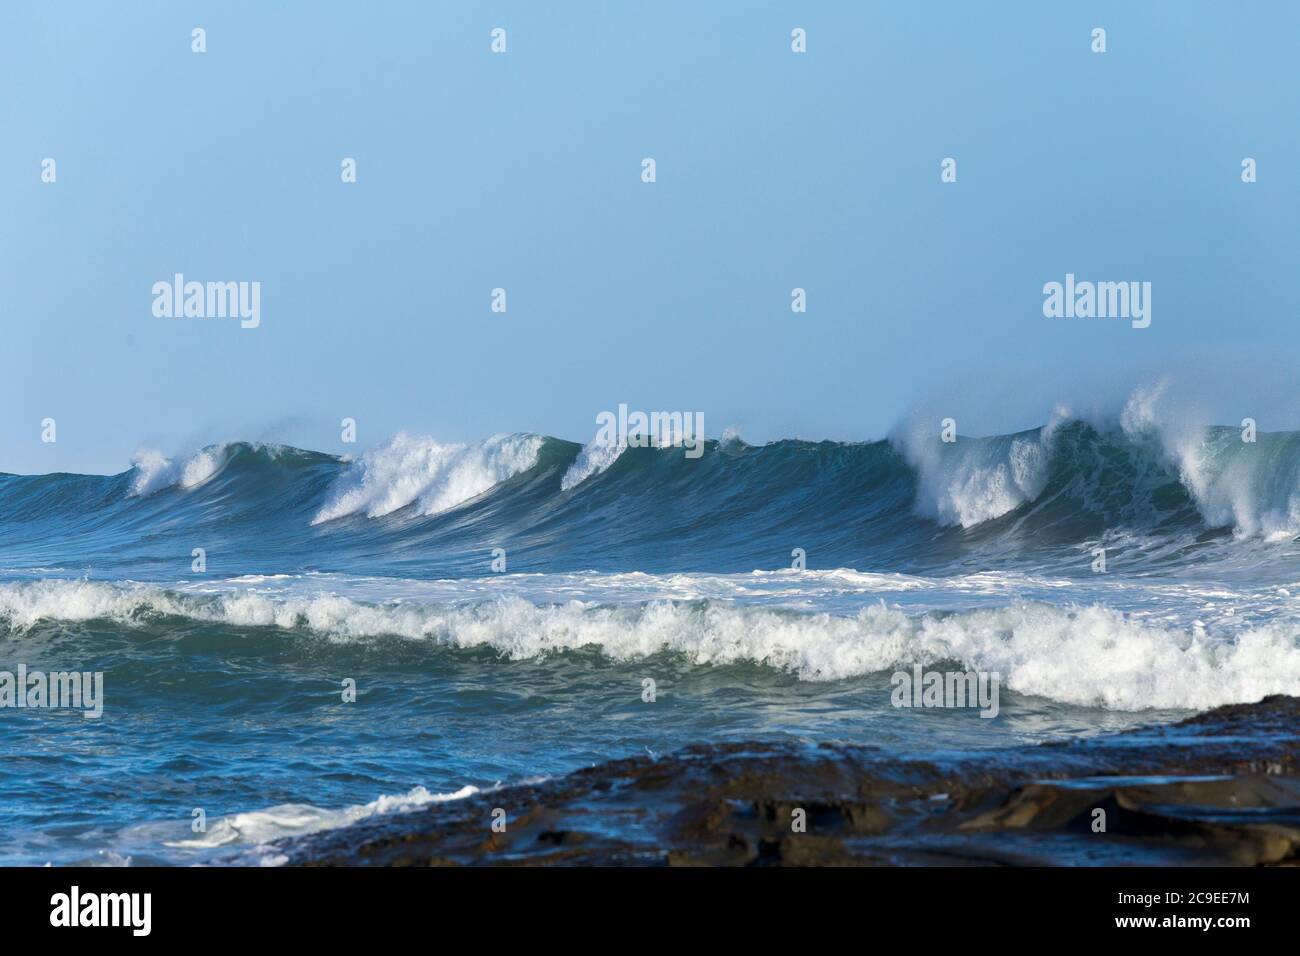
(158, 784), (480, 857)
(896, 427), (1054, 529)
(127, 442), (328, 497)
(311, 432), (544, 523)
(888, 389), (1300, 540)
(129, 446), (229, 496)
(3, 579), (1297, 710)
(3, 391), (1298, 581)
(1118, 383), (1300, 539)
(561, 433), (626, 490)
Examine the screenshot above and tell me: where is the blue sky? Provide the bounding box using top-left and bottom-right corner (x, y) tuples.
(3, 1), (1298, 474)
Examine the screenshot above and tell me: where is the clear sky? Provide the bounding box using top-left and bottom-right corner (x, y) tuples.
(3, 1), (1298, 474)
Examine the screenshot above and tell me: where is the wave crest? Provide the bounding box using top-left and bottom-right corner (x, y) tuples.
(129, 446), (228, 496)
(896, 421), (1059, 529)
(311, 433), (544, 523)
(561, 434), (625, 490)
(1118, 382), (1300, 539)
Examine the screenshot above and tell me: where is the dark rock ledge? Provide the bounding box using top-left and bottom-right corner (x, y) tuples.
(278, 696), (1300, 866)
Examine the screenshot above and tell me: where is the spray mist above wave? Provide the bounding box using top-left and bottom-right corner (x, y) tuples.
(2, 578), (1298, 710)
(311, 432), (544, 523)
(129, 446), (230, 497)
(894, 388), (1300, 540)
(894, 406), (1070, 528)
(1115, 382), (1300, 539)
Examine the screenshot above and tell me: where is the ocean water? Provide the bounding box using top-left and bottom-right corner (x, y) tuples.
(2, 408), (1300, 865)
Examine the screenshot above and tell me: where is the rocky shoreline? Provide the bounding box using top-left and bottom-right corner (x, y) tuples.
(278, 696), (1300, 866)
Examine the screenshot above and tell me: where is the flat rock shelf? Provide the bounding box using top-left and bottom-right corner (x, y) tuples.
(276, 695), (1300, 867)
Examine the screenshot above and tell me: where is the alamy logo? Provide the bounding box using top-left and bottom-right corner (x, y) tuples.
(595, 404), (705, 459)
(152, 273), (261, 328)
(890, 664), (1000, 718)
(50, 886), (151, 936)
(1042, 273), (1150, 328)
(0, 666), (103, 718)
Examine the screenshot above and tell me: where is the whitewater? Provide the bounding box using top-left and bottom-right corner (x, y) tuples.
(2, 395), (1298, 865)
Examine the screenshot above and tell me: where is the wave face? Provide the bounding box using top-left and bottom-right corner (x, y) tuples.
(1, 419), (1298, 581)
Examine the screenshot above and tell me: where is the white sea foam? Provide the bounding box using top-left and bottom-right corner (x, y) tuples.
(561, 432), (625, 490)
(896, 421), (1059, 529)
(157, 784), (480, 854)
(0, 578), (197, 628)
(1119, 382), (1300, 539)
(892, 386), (1300, 538)
(128, 446), (228, 496)
(312, 432), (543, 523)
(4, 577), (1298, 710)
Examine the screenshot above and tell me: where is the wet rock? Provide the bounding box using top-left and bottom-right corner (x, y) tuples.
(278, 695), (1300, 867)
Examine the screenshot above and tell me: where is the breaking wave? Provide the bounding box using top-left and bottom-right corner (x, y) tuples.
(1, 392), (1298, 580)
(2, 578), (1297, 710)
(311, 433), (545, 523)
